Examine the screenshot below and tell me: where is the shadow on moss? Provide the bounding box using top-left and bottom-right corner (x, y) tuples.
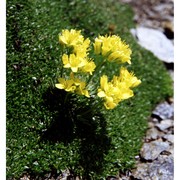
(40, 87), (112, 178)
(41, 88), (76, 144)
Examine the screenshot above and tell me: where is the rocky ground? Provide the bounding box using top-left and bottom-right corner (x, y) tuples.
(118, 100), (174, 180)
(118, 0), (174, 179)
(120, 0), (174, 34)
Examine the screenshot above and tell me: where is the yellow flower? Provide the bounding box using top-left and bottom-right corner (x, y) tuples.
(97, 69), (141, 110)
(93, 37), (103, 54)
(70, 73), (90, 97)
(98, 75), (120, 100)
(112, 75), (134, 100)
(101, 35), (119, 56)
(119, 67), (141, 88)
(97, 75), (119, 109)
(104, 99), (117, 110)
(97, 75), (109, 98)
(55, 74), (90, 98)
(55, 78), (76, 92)
(62, 54), (85, 72)
(73, 38), (91, 58)
(93, 35), (132, 64)
(76, 81), (90, 98)
(59, 29), (84, 47)
(80, 59), (96, 75)
(62, 53), (96, 75)
(116, 82), (134, 100)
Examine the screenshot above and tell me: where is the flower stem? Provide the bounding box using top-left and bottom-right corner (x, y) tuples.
(86, 58), (106, 87)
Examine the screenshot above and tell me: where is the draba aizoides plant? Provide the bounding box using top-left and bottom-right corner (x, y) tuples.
(55, 29), (141, 110)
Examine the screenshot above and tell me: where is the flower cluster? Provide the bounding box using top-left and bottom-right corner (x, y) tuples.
(55, 29), (141, 110)
(93, 35), (132, 64)
(98, 67), (141, 109)
(56, 72), (90, 98)
(59, 29), (96, 74)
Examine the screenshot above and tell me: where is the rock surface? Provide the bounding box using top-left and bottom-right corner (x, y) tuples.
(122, 0), (175, 175)
(130, 27), (174, 63)
(152, 101), (174, 120)
(120, 0), (174, 34)
(163, 134), (174, 144)
(132, 155), (174, 180)
(155, 119), (173, 131)
(119, 100), (174, 180)
(121, 0), (174, 83)
(140, 141), (170, 161)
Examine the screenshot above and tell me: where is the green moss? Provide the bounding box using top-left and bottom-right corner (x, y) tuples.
(6, 0), (173, 179)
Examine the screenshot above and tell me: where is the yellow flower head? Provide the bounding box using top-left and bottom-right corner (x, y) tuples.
(70, 73), (90, 97)
(62, 54), (85, 72)
(97, 75), (109, 98)
(97, 75), (119, 109)
(119, 67), (141, 88)
(80, 59), (96, 75)
(97, 68), (141, 109)
(55, 74), (90, 98)
(76, 81), (90, 98)
(73, 38), (91, 58)
(104, 98), (118, 109)
(93, 35), (132, 64)
(62, 54), (96, 75)
(55, 78), (76, 92)
(93, 37), (103, 55)
(59, 29), (84, 47)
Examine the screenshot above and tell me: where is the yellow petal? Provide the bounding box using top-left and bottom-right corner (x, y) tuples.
(104, 100), (117, 110)
(55, 84), (64, 89)
(97, 90), (106, 97)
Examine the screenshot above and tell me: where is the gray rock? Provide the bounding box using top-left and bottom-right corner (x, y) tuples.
(132, 155), (174, 180)
(148, 155), (174, 180)
(151, 118), (159, 123)
(131, 163), (149, 180)
(140, 141), (169, 160)
(145, 127), (164, 140)
(155, 120), (173, 131)
(163, 134), (174, 143)
(153, 4), (173, 13)
(168, 145), (174, 155)
(130, 27), (174, 63)
(148, 122), (155, 128)
(152, 102), (174, 120)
